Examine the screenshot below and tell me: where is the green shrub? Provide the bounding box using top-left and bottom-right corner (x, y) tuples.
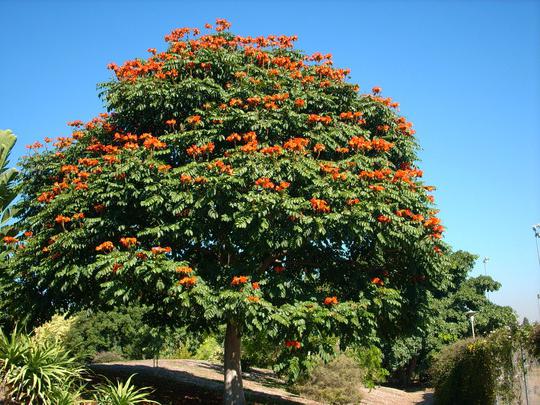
(293, 354), (364, 405)
(242, 331), (281, 370)
(193, 335), (223, 362)
(431, 327), (522, 405)
(0, 328), (83, 404)
(346, 345), (389, 388)
(33, 314), (77, 346)
(64, 306), (159, 361)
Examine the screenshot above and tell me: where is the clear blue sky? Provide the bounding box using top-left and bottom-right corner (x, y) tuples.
(1, 0), (539, 320)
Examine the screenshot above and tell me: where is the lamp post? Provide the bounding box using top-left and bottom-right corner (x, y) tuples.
(533, 224), (540, 267)
(483, 257), (490, 299)
(534, 225), (540, 320)
(466, 310), (477, 339)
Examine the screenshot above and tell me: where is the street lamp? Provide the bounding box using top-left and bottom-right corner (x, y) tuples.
(482, 257), (490, 275)
(483, 257), (490, 299)
(466, 310), (477, 339)
(533, 224), (540, 267)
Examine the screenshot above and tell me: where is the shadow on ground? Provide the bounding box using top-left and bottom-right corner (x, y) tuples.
(89, 363), (309, 405)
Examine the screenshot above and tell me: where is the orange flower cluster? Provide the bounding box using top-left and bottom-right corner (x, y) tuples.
(176, 266), (193, 274)
(60, 165), (78, 174)
(207, 160), (233, 175)
(119, 237), (137, 248)
(371, 138), (394, 152)
(310, 197), (330, 213)
(370, 95), (400, 109)
(226, 133), (241, 142)
(103, 155), (119, 165)
(314, 65), (350, 81)
(368, 185), (385, 192)
(231, 275), (249, 285)
(78, 158), (99, 167)
(359, 169), (392, 180)
(319, 163), (347, 181)
(396, 209), (424, 222)
(86, 143), (119, 154)
(255, 177), (275, 189)
(284, 137), (309, 152)
(307, 114), (332, 125)
(166, 119), (177, 126)
(377, 215), (391, 223)
(258, 145), (282, 156)
(186, 142), (215, 157)
(252, 282), (260, 289)
(187, 115), (202, 125)
(134, 133), (166, 150)
(112, 263), (123, 273)
(179, 276), (197, 287)
(424, 217), (444, 238)
(152, 246), (172, 254)
(96, 241), (114, 252)
(25, 141), (44, 150)
(348, 136), (372, 151)
(55, 215), (71, 225)
(392, 169), (423, 184)
(395, 116), (415, 136)
(247, 296), (260, 302)
(324, 296), (338, 305)
(107, 57), (167, 82)
(371, 277), (384, 286)
(3, 236), (18, 244)
(347, 198), (360, 206)
(285, 340), (301, 349)
(313, 143), (325, 153)
(339, 111), (362, 121)
(348, 137), (394, 152)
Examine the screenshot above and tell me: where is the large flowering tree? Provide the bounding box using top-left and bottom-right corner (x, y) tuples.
(3, 19), (448, 403)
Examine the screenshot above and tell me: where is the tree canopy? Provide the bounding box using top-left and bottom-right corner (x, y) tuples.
(2, 19), (451, 400)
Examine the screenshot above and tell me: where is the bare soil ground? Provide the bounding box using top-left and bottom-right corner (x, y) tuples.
(89, 359), (433, 405)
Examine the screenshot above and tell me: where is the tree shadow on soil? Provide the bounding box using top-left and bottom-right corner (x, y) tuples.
(88, 363), (306, 405)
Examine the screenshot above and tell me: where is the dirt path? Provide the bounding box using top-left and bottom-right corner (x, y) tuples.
(90, 359), (433, 404)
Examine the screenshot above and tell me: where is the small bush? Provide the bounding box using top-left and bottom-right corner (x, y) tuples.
(431, 327), (525, 405)
(33, 314), (77, 346)
(346, 345), (389, 388)
(193, 335), (223, 362)
(242, 331), (281, 370)
(92, 350), (125, 363)
(294, 354), (364, 405)
(64, 306), (159, 361)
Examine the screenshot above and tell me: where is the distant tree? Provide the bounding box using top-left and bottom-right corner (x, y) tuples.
(384, 250), (517, 384)
(2, 20), (449, 403)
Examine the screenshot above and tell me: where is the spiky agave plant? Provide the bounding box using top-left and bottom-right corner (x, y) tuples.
(93, 374), (157, 405)
(0, 329), (83, 404)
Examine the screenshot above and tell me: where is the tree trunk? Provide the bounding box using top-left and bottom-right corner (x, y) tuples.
(224, 321), (245, 405)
